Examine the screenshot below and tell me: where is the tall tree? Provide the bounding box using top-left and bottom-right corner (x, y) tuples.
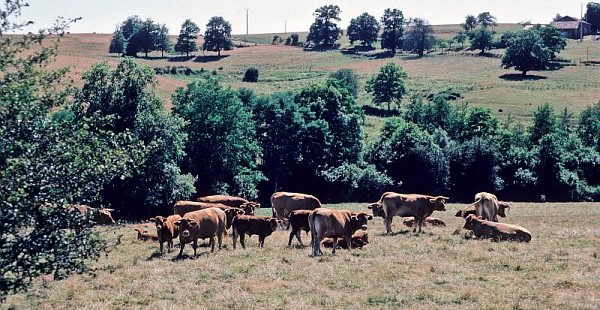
(366, 62), (407, 113)
(306, 4), (342, 49)
(121, 15), (143, 56)
(468, 28), (494, 55)
(380, 8), (404, 53)
(347, 12), (380, 47)
(404, 18), (434, 57)
(533, 24), (567, 57)
(109, 26), (126, 56)
(174, 19), (200, 57)
(477, 12), (497, 29)
(585, 2), (600, 33)
(462, 14), (477, 31)
(156, 24), (172, 58)
(454, 30), (467, 48)
(501, 30), (552, 75)
(203, 16), (233, 56)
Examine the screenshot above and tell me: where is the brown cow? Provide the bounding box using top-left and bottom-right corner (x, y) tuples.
(321, 230), (369, 249)
(381, 193), (448, 234)
(173, 201), (253, 217)
(149, 214), (181, 253)
(367, 192), (394, 219)
(69, 204), (115, 225)
(196, 195), (259, 214)
(471, 192), (505, 222)
(271, 192), (322, 226)
(455, 201), (510, 220)
(134, 228), (159, 241)
(309, 208), (373, 256)
(287, 209), (313, 247)
(463, 214), (531, 242)
(174, 208), (226, 256)
(403, 216), (446, 228)
(231, 215), (280, 249)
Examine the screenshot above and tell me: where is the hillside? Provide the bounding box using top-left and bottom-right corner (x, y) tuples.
(46, 25), (599, 119)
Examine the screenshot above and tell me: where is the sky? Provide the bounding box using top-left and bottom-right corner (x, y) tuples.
(14, 0), (587, 35)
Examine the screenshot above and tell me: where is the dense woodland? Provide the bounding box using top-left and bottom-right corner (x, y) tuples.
(1, 0), (600, 301)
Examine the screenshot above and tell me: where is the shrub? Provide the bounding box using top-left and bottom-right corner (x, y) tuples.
(243, 67), (259, 82)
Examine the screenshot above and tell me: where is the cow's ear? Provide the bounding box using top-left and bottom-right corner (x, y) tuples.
(149, 217), (156, 223)
(367, 215), (373, 220)
(174, 219), (181, 226)
(189, 219), (198, 227)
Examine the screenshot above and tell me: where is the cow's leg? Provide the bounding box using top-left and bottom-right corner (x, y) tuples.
(192, 239), (198, 256)
(179, 241), (185, 256)
(217, 232), (223, 250)
(159, 241), (164, 254)
(259, 235), (265, 248)
(232, 229), (237, 249)
(332, 238), (338, 254)
(296, 230), (305, 247)
(240, 233), (246, 249)
(345, 235), (353, 253)
(210, 236), (216, 252)
(288, 229), (295, 246)
(385, 215), (393, 234)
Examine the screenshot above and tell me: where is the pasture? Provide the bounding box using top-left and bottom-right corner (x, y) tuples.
(3, 202), (598, 309)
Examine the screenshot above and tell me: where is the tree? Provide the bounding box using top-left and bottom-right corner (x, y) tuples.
(203, 16), (233, 56)
(109, 26), (126, 55)
(125, 18), (160, 58)
(174, 19), (199, 57)
(156, 24), (172, 58)
(404, 18), (434, 57)
(328, 68), (360, 97)
(366, 62), (407, 113)
(468, 28), (494, 55)
(347, 12), (380, 47)
(306, 5), (342, 49)
(454, 31), (467, 48)
(501, 30), (552, 75)
(533, 24), (566, 57)
(462, 14), (477, 31)
(578, 101), (600, 152)
(380, 8), (404, 53)
(477, 12), (497, 29)
(586, 2), (600, 33)
(172, 78), (264, 197)
(529, 103), (557, 145)
(121, 15), (143, 56)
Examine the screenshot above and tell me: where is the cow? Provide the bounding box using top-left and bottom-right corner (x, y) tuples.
(134, 228), (159, 241)
(68, 204), (115, 225)
(174, 208), (226, 256)
(173, 201), (252, 217)
(149, 214), (181, 253)
(471, 192), (505, 222)
(463, 214), (531, 242)
(231, 215), (280, 249)
(367, 192), (394, 219)
(196, 195), (259, 215)
(271, 192), (322, 227)
(309, 208), (373, 256)
(287, 209), (313, 247)
(403, 216), (446, 228)
(321, 230), (369, 249)
(455, 201), (510, 220)
(381, 193), (449, 234)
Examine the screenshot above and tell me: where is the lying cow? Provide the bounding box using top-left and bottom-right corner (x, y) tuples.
(321, 230), (369, 249)
(403, 216), (446, 228)
(463, 214), (531, 242)
(69, 204), (115, 225)
(196, 195), (260, 213)
(381, 193), (448, 234)
(134, 228), (159, 241)
(232, 215), (280, 249)
(455, 201), (510, 221)
(271, 192), (322, 226)
(173, 200), (253, 217)
(309, 208), (373, 256)
(287, 209), (313, 247)
(175, 208), (226, 256)
(149, 214), (181, 253)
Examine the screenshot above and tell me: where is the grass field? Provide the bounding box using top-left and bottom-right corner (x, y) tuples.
(2, 202), (598, 309)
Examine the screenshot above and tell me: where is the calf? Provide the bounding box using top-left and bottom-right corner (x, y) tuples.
(174, 208), (226, 256)
(309, 208), (373, 256)
(321, 230), (369, 249)
(69, 204), (115, 225)
(149, 214), (181, 253)
(231, 215), (279, 249)
(455, 201), (509, 221)
(403, 216), (446, 228)
(134, 228), (159, 241)
(463, 214), (531, 242)
(287, 209), (313, 247)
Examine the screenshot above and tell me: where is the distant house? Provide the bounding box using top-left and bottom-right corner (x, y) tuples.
(551, 16), (592, 39)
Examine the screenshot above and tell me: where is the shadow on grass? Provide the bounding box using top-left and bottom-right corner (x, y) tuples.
(168, 56), (195, 62)
(194, 55), (229, 63)
(499, 73), (547, 81)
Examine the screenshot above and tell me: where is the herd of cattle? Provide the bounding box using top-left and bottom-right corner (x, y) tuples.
(115, 191), (532, 257)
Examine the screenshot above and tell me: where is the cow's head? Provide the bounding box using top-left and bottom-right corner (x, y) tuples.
(174, 218), (198, 239)
(367, 203), (385, 218)
(224, 208), (245, 229)
(455, 204), (476, 218)
(463, 214), (482, 230)
(268, 218), (280, 232)
(149, 216), (167, 231)
(95, 208), (115, 224)
(497, 201), (510, 217)
(241, 202), (258, 215)
(351, 212), (373, 231)
(429, 196), (449, 211)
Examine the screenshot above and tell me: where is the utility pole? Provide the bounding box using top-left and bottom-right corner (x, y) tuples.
(246, 8), (249, 43)
(285, 19), (287, 34)
(580, 2), (584, 42)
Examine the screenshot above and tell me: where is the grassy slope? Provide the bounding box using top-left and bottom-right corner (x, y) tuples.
(3, 202), (598, 309)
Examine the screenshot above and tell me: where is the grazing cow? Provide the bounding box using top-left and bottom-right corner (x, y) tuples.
(69, 204), (115, 225)
(231, 215), (280, 249)
(403, 216), (446, 228)
(381, 193), (449, 234)
(174, 208), (226, 256)
(149, 214), (181, 253)
(287, 209), (313, 247)
(321, 230), (369, 249)
(173, 201), (252, 217)
(196, 195), (259, 215)
(455, 201), (510, 220)
(367, 192), (394, 219)
(271, 192), (322, 226)
(134, 228), (159, 241)
(309, 208), (373, 256)
(463, 214), (531, 242)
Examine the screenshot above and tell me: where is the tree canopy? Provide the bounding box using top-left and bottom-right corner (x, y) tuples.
(586, 2), (600, 33)
(203, 16), (233, 56)
(404, 18), (435, 57)
(306, 5), (342, 49)
(366, 62), (407, 113)
(380, 8), (405, 53)
(462, 15), (477, 31)
(347, 12), (380, 47)
(501, 30), (553, 75)
(468, 28), (494, 55)
(112, 16), (167, 57)
(174, 19), (200, 57)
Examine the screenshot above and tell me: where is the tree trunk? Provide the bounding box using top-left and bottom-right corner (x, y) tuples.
(218, 50), (221, 56)
(521, 70), (527, 76)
